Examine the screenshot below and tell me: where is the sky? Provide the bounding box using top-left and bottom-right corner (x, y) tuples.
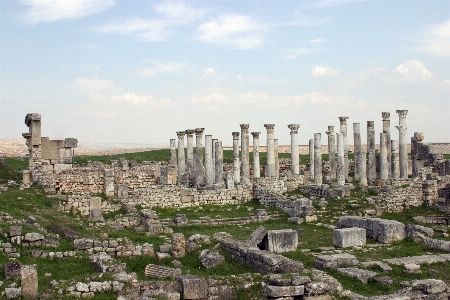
(1, 0), (449, 147)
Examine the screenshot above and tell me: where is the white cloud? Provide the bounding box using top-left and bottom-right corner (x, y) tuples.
(139, 62), (186, 77)
(310, 66), (341, 77)
(159, 98), (173, 106)
(191, 93), (226, 104)
(21, 0), (114, 25)
(312, 0), (363, 8)
(204, 67), (215, 75)
(287, 92), (330, 104)
(74, 77), (115, 92)
(308, 38), (323, 44)
(415, 20), (450, 58)
(393, 59), (433, 81)
(111, 92), (151, 105)
(240, 92), (268, 103)
(197, 14), (264, 49)
(285, 48), (316, 59)
(236, 75), (243, 81)
(153, 1), (205, 21)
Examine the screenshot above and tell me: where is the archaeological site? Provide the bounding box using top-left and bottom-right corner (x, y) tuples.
(0, 111), (449, 300)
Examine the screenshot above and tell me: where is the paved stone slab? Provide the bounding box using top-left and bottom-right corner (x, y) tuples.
(337, 267), (377, 283)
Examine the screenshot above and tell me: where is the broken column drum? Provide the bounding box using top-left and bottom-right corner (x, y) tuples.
(176, 131), (186, 176)
(240, 124), (250, 184)
(396, 110), (408, 179)
(185, 129), (195, 173)
(367, 121), (376, 182)
(204, 135), (214, 187)
(264, 124), (276, 177)
(379, 133), (388, 180)
(251, 132), (261, 178)
(314, 133), (322, 185)
(232, 132), (241, 183)
(288, 124), (300, 175)
(169, 139), (177, 166)
(339, 116), (350, 181)
(326, 126), (336, 179)
(194, 128), (205, 186)
(382, 112), (391, 177)
(336, 133), (345, 186)
(391, 139), (400, 180)
(309, 139), (314, 180)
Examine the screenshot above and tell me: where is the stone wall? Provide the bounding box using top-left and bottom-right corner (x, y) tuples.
(73, 237), (154, 257)
(56, 193), (121, 216)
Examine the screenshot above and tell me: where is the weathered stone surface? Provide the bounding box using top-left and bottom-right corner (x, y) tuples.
(373, 276), (394, 285)
(423, 238), (450, 252)
(405, 224), (433, 242)
(245, 225), (267, 247)
(24, 232), (44, 242)
(383, 254), (449, 265)
(173, 214), (188, 225)
(4, 287), (22, 299)
(315, 253), (358, 270)
(76, 282), (90, 292)
(411, 279), (447, 294)
(200, 251), (225, 269)
(21, 265), (38, 299)
(89, 253), (113, 273)
(337, 267), (377, 283)
(145, 264), (181, 279)
(265, 229), (298, 253)
(333, 228), (366, 248)
(265, 285), (305, 298)
(9, 226), (22, 237)
(171, 233), (186, 258)
(403, 263), (421, 274)
(87, 197), (104, 222)
(177, 275), (208, 300)
(291, 276), (311, 286)
(305, 270), (343, 296)
(4, 262), (22, 280)
(122, 202), (136, 214)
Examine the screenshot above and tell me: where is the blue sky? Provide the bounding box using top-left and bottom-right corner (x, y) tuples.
(1, 0), (449, 146)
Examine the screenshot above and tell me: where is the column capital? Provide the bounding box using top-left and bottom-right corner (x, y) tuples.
(25, 113), (41, 127)
(239, 124), (250, 132)
(288, 124), (300, 133)
(176, 131), (186, 139)
(264, 124), (275, 133)
(185, 129), (195, 136)
(396, 110), (408, 118)
(414, 132), (424, 142)
(367, 121), (374, 127)
(338, 116), (349, 125)
(327, 125), (334, 132)
(381, 112), (390, 121)
(232, 132), (240, 139)
(194, 128), (205, 136)
(251, 132), (261, 138)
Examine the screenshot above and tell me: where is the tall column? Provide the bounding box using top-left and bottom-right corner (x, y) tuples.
(251, 132), (261, 178)
(314, 133), (322, 185)
(215, 141), (224, 186)
(264, 124), (276, 177)
(232, 132), (241, 183)
(274, 139), (279, 178)
(212, 138), (218, 181)
(396, 110), (408, 179)
(391, 139), (400, 180)
(359, 149), (368, 186)
(367, 121), (376, 182)
(411, 132), (423, 178)
(309, 139), (314, 180)
(194, 128), (205, 186)
(339, 116), (349, 182)
(288, 124), (300, 175)
(185, 129), (195, 172)
(240, 124), (250, 184)
(379, 133), (388, 180)
(336, 132), (345, 186)
(176, 131), (186, 177)
(169, 139), (177, 166)
(353, 123), (361, 181)
(326, 126), (336, 179)
(382, 112), (391, 177)
(204, 135), (214, 187)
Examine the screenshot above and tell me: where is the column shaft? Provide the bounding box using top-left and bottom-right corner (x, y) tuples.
(264, 124), (275, 177)
(251, 132), (261, 178)
(326, 126), (336, 179)
(309, 139), (314, 180)
(204, 135), (214, 187)
(314, 133), (322, 185)
(194, 128), (205, 186)
(232, 132), (240, 183)
(396, 110), (408, 179)
(382, 112), (391, 177)
(336, 133), (345, 186)
(185, 130), (195, 172)
(339, 117), (349, 181)
(169, 139), (177, 166)
(275, 139), (279, 178)
(391, 139), (400, 180)
(379, 133), (388, 180)
(353, 123), (361, 180)
(288, 124), (300, 175)
(240, 124), (250, 184)
(367, 121), (376, 182)
(215, 141), (224, 186)
(176, 132), (186, 178)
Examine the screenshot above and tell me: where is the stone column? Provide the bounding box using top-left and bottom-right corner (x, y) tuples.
(411, 132), (423, 178)
(367, 121), (376, 182)
(264, 124), (276, 177)
(359, 150), (368, 186)
(194, 128), (205, 186)
(391, 139), (400, 180)
(396, 110), (408, 179)
(336, 132), (345, 186)
(314, 133), (322, 185)
(251, 132), (261, 178)
(240, 124), (250, 184)
(382, 112), (391, 177)
(185, 130), (195, 173)
(288, 124), (300, 175)
(339, 116), (349, 181)
(232, 132), (241, 183)
(212, 138), (218, 181)
(326, 126), (336, 179)
(379, 133), (388, 180)
(353, 123), (361, 181)
(176, 131), (186, 178)
(274, 139), (279, 178)
(169, 139), (177, 166)
(309, 139), (314, 180)
(215, 141), (224, 186)
(204, 135), (214, 187)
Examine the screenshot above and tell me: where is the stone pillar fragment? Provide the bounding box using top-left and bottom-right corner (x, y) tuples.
(382, 112), (391, 177)
(21, 265), (38, 299)
(396, 110), (408, 179)
(204, 135), (214, 187)
(185, 130), (195, 172)
(171, 233), (186, 258)
(336, 133), (345, 186)
(104, 168), (115, 197)
(240, 124), (250, 184)
(309, 139), (314, 180)
(379, 133), (388, 180)
(326, 126), (336, 179)
(339, 116), (350, 182)
(391, 139), (400, 180)
(232, 132), (240, 183)
(288, 124), (300, 175)
(214, 141), (224, 186)
(274, 139), (279, 178)
(314, 133), (322, 185)
(367, 121), (376, 182)
(169, 139), (177, 166)
(251, 132), (261, 178)
(264, 124), (276, 177)
(194, 128), (205, 186)
(176, 131), (186, 179)
(353, 123), (361, 181)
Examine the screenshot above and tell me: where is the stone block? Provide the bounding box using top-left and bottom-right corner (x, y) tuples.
(265, 229), (298, 253)
(411, 279), (447, 294)
(144, 264), (181, 279)
(88, 197), (104, 222)
(171, 233), (186, 258)
(315, 253), (358, 270)
(423, 238), (450, 252)
(173, 214), (188, 225)
(200, 251), (225, 269)
(333, 228), (366, 248)
(405, 224), (433, 242)
(54, 164), (72, 174)
(4, 287), (22, 299)
(24, 232), (44, 242)
(9, 226), (22, 237)
(21, 265), (38, 299)
(4, 262), (22, 280)
(265, 285), (305, 298)
(245, 225), (267, 247)
(177, 275), (208, 300)
(336, 267), (377, 283)
(64, 138), (78, 148)
(404, 263), (421, 274)
(122, 202), (137, 214)
(117, 184), (129, 198)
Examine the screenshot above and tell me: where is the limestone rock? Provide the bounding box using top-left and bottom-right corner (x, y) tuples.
(411, 279), (447, 294)
(265, 285), (305, 298)
(9, 226), (22, 237)
(337, 267), (377, 283)
(315, 253), (358, 270)
(405, 224), (433, 242)
(4, 287), (21, 299)
(177, 275), (208, 300)
(200, 251), (225, 269)
(24, 233), (44, 242)
(333, 228), (366, 248)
